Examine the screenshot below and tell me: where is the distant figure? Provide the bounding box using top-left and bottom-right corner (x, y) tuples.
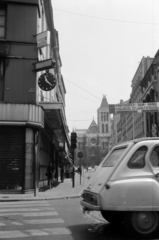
(60, 165), (64, 182)
(150, 151), (159, 167)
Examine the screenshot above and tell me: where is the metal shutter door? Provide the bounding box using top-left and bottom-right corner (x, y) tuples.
(0, 126), (25, 190)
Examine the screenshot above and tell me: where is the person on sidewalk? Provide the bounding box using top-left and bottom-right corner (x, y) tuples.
(45, 165), (53, 189)
(60, 165), (64, 182)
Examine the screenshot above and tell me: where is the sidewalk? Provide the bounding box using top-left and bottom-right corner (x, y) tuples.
(0, 171), (91, 202)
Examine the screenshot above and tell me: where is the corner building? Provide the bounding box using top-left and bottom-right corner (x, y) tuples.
(0, 0), (70, 193)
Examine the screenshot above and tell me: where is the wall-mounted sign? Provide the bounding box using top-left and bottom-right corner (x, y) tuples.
(32, 59), (56, 72)
(36, 30), (50, 49)
(38, 72), (57, 91)
(115, 102), (159, 113)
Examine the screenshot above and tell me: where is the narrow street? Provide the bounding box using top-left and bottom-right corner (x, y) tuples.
(0, 197), (152, 240)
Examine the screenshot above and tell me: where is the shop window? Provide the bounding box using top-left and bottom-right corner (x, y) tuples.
(0, 8), (6, 39)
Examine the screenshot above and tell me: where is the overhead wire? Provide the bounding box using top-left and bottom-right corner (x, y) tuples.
(53, 8), (159, 26)
(64, 77), (101, 100)
(67, 119), (97, 122)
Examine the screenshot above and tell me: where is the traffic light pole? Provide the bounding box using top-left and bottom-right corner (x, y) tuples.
(72, 149), (75, 188)
(71, 131), (77, 188)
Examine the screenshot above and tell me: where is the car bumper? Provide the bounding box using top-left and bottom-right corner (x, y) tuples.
(80, 200), (101, 211)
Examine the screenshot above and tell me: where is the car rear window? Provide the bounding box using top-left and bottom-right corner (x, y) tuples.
(102, 147), (127, 167)
(128, 146), (147, 169)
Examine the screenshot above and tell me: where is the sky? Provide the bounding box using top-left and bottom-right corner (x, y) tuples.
(51, 0), (159, 132)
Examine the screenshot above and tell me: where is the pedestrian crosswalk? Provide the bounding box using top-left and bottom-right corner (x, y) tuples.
(0, 200), (71, 238)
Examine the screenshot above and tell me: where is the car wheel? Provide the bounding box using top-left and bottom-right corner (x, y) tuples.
(124, 211), (159, 239)
(101, 210), (124, 223)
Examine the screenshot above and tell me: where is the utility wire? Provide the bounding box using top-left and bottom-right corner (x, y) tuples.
(68, 93), (99, 104)
(67, 109), (96, 113)
(64, 77), (101, 100)
(54, 8), (159, 26)
(68, 119), (97, 122)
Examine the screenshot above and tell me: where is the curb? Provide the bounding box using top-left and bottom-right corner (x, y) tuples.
(0, 194), (81, 202)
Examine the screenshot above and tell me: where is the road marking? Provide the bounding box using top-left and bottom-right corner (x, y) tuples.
(0, 231), (28, 238)
(0, 201), (69, 238)
(0, 228), (71, 238)
(41, 228), (71, 235)
(22, 212), (58, 217)
(0, 201), (48, 205)
(0, 211), (57, 217)
(0, 207), (55, 212)
(0, 203), (50, 208)
(11, 222), (23, 225)
(24, 218), (64, 224)
(25, 229), (49, 236)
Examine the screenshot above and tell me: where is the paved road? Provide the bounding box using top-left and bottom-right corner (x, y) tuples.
(0, 198), (98, 240)
(0, 197), (156, 240)
(0, 200), (76, 239)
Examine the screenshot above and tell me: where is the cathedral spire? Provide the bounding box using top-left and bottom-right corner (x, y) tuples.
(100, 95), (109, 108)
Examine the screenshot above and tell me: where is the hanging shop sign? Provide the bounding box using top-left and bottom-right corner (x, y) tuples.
(38, 72), (57, 91)
(32, 59), (56, 72)
(36, 30), (50, 49)
(115, 102), (159, 113)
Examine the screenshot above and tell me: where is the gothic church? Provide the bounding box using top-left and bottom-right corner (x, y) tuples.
(75, 95), (111, 167)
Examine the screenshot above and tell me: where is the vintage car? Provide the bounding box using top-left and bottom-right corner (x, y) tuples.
(81, 138), (159, 238)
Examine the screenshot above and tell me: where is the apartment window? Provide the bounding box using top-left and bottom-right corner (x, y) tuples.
(0, 8), (5, 38)
(0, 59), (4, 101)
(106, 124), (108, 133)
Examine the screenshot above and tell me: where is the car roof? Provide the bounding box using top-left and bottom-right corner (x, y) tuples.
(116, 137), (159, 147)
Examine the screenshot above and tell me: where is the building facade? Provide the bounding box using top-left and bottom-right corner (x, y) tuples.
(0, 0), (70, 193)
(115, 54), (159, 144)
(75, 96), (111, 167)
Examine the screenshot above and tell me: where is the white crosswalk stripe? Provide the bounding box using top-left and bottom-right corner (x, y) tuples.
(0, 200), (71, 238)
(0, 212), (58, 217)
(0, 207), (55, 212)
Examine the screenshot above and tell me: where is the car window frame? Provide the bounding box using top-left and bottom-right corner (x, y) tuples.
(149, 145), (159, 168)
(127, 145), (148, 169)
(102, 146), (127, 167)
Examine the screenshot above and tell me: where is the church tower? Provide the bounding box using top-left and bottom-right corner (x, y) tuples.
(75, 95), (111, 168)
(97, 95), (111, 158)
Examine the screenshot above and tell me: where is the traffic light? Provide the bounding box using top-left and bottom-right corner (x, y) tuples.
(71, 132), (77, 149)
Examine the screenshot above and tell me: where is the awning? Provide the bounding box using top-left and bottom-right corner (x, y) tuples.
(39, 102), (70, 146)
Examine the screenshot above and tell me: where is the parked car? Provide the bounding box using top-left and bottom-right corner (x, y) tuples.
(81, 138), (159, 238)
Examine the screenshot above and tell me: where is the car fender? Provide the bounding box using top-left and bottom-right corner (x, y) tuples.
(100, 178), (159, 211)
